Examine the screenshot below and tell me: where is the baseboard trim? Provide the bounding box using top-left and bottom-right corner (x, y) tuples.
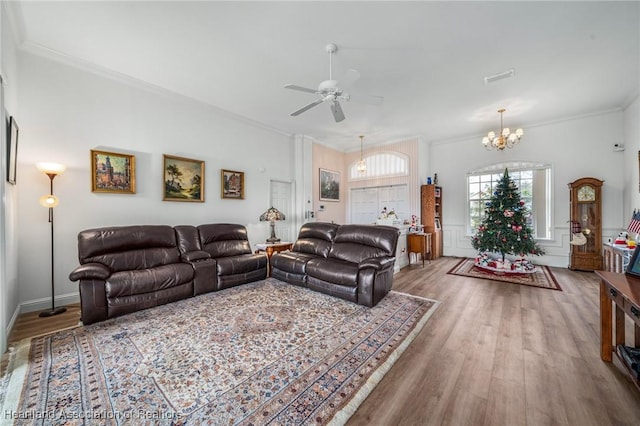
(19, 293), (80, 314)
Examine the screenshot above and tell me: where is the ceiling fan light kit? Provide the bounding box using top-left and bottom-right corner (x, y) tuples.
(284, 42), (383, 123)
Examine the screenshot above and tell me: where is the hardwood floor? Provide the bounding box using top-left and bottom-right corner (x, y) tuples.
(4, 257), (640, 425)
(348, 257), (640, 426)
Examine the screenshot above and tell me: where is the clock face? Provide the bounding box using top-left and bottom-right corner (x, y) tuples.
(577, 185), (596, 202)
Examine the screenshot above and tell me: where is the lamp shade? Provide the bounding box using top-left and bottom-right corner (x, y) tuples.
(39, 194), (59, 208)
(36, 162), (66, 175)
(259, 206), (285, 222)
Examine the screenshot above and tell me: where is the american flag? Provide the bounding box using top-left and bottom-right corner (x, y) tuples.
(628, 210), (640, 234)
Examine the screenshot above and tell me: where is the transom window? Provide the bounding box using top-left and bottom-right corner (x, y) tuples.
(349, 152), (408, 180)
(467, 162), (552, 239)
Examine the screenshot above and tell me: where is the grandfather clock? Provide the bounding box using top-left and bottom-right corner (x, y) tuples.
(568, 177), (603, 271)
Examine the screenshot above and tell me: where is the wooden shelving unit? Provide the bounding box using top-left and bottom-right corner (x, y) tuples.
(420, 184), (443, 259)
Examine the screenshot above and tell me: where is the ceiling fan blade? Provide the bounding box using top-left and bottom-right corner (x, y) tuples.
(338, 69), (360, 87)
(350, 93), (384, 106)
(290, 98), (325, 116)
(330, 101), (345, 122)
(284, 84), (318, 94)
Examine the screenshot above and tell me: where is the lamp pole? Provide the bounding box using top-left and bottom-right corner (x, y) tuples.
(37, 163), (67, 317)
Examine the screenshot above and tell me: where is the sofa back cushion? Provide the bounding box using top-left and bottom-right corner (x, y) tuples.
(328, 225), (399, 264)
(197, 223), (251, 258)
(292, 222), (339, 258)
(77, 225), (180, 272)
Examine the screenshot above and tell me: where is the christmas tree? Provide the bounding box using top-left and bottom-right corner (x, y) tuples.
(471, 168), (545, 263)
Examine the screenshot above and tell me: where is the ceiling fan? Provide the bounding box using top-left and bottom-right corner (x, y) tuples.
(284, 43), (383, 123)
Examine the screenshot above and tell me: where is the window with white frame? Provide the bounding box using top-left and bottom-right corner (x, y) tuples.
(467, 163), (552, 239)
(349, 152), (409, 180)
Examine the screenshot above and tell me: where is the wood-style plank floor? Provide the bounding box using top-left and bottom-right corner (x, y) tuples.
(4, 257), (640, 425)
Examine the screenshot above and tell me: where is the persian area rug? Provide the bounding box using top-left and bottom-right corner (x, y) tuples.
(447, 258), (562, 291)
(0, 279), (439, 425)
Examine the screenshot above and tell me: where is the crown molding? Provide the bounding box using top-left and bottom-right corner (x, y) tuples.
(428, 107), (627, 146)
(18, 41), (293, 138)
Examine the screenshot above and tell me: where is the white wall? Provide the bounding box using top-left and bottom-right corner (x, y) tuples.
(623, 96), (640, 223)
(1, 1), (21, 352)
(430, 110), (627, 267)
(16, 51), (295, 311)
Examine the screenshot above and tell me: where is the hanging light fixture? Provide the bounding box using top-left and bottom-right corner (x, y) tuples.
(357, 135), (366, 173)
(482, 108), (524, 151)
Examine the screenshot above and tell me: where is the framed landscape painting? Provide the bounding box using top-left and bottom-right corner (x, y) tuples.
(221, 169), (244, 199)
(91, 149), (136, 194)
(163, 154), (204, 202)
(319, 168), (340, 202)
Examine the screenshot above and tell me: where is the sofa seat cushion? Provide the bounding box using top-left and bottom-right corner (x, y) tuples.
(271, 251), (318, 275)
(105, 263), (194, 298)
(216, 253), (267, 276)
(306, 258), (358, 287)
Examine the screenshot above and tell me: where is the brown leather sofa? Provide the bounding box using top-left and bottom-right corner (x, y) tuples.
(69, 223), (267, 325)
(271, 222), (399, 307)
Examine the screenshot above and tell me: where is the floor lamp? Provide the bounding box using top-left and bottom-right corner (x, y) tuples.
(37, 162), (67, 317)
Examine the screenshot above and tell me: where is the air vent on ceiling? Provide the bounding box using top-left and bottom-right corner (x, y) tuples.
(484, 68), (515, 85)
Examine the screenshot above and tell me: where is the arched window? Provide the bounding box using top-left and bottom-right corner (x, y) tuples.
(349, 152), (409, 180)
(467, 162), (552, 239)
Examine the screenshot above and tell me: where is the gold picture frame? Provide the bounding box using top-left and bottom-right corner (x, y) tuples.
(163, 154), (205, 202)
(221, 169), (244, 199)
(91, 149), (136, 194)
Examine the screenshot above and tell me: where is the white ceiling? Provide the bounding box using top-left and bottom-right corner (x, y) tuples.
(7, 1), (640, 151)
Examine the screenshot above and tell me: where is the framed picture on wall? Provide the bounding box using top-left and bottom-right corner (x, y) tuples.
(6, 116), (18, 185)
(319, 168), (340, 202)
(221, 169), (244, 199)
(163, 154), (205, 202)
(91, 149), (136, 194)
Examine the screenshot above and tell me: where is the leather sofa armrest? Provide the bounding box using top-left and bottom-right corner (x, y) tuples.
(69, 263), (110, 281)
(181, 250), (211, 262)
(359, 256), (395, 271)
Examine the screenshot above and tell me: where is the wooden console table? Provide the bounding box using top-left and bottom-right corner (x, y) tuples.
(407, 233), (432, 267)
(596, 270), (640, 391)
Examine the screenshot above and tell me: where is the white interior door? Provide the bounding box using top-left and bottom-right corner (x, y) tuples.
(270, 180), (293, 243)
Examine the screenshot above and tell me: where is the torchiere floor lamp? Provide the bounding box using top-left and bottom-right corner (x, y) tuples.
(36, 162), (67, 317)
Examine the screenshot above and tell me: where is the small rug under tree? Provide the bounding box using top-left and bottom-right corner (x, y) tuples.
(447, 258), (561, 291)
(0, 279), (439, 425)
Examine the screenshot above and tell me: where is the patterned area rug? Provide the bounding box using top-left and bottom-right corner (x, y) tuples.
(447, 258), (562, 291)
(0, 279), (439, 425)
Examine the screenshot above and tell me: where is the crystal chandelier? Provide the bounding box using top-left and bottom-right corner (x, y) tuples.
(357, 135), (366, 173)
(482, 108), (523, 151)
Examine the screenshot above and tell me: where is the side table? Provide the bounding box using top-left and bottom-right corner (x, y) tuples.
(255, 242), (293, 276)
(596, 270), (640, 392)
(407, 233), (432, 267)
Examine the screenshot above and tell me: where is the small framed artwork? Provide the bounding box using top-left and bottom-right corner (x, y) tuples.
(221, 169), (244, 199)
(163, 154), (205, 202)
(6, 116), (18, 185)
(319, 168), (340, 202)
(626, 247), (640, 278)
(91, 149), (136, 194)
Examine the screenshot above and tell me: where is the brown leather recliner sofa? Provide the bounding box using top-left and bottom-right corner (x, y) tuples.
(270, 222), (400, 307)
(69, 223), (267, 325)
